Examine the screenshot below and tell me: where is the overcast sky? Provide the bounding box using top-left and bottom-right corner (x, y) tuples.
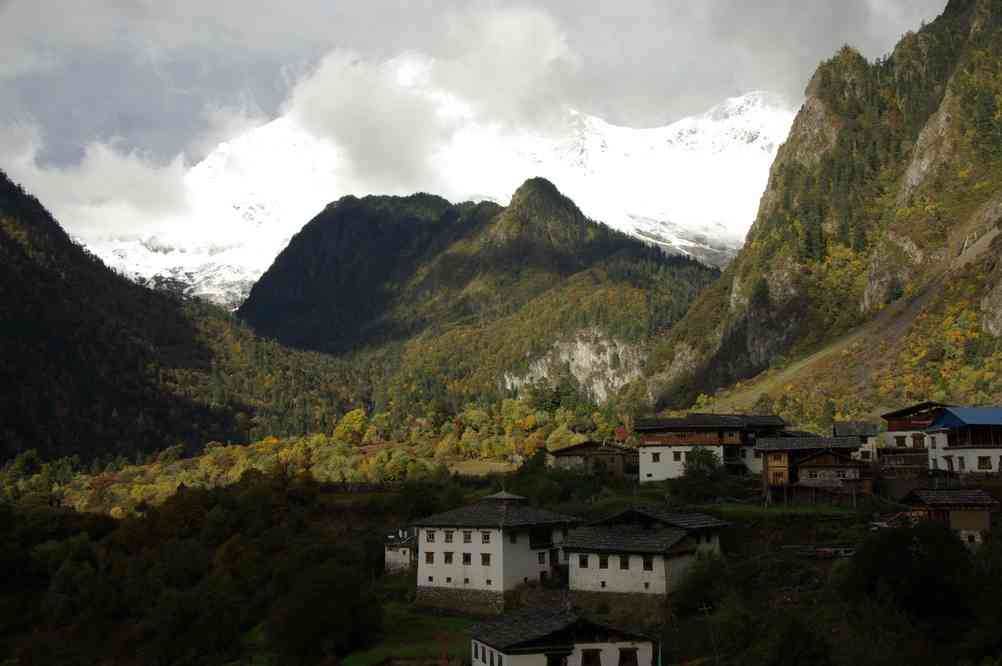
(0, 0), (946, 235)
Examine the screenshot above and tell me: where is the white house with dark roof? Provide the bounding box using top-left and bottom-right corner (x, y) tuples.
(411, 491), (580, 613)
(384, 527), (417, 574)
(925, 407), (1002, 474)
(471, 607), (653, 666)
(562, 506), (728, 597)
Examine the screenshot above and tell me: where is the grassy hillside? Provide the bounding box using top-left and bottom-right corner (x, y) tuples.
(647, 0), (1002, 416)
(0, 170), (368, 462)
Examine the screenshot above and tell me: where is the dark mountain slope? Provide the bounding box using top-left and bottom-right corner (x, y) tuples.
(239, 178), (719, 412)
(647, 0), (1002, 419)
(0, 170), (364, 462)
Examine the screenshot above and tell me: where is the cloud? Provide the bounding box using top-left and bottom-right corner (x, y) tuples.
(0, 122), (189, 238)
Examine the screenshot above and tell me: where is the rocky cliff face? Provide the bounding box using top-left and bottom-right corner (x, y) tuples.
(647, 0), (1002, 408)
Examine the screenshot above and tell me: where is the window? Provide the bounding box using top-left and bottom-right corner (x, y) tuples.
(619, 554), (629, 570)
(582, 649), (602, 666)
(509, 532), (517, 544)
(486, 579), (492, 586)
(463, 531), (472, 543)
(426, 530), (436, 543)
(618, 647), (639, 666)
(673, 451), (682, 462)
(807, 471), (819, 479)
(959, 457), (966, 471)
(498, 654), (503, 666)
(464, 577), (470, 584)
(425, 552), (434, 564)
(652, 452), (661, 463)
(474, 643), (479, 660)
(463, 552), (472, 565)
(643, 555), (653, 571)
(932, 458), (939, 470)
(754, 450), (762, 459)
(600, 581), (606, 588)
(836, 470), (847, 479)
(428, 576), (433, 582)
(482, 532), (491, 544)
(481, 553), (491, 566)
(978, 456), (992, 471)
(538, 551), (546, 565)
(445, 530), (454, 543)
(599, 555), (609, 569)
(644, 581), (650, 590)
(912, 434), (926, 448)
(860, 451), (871, 460)
(579, 554), (589, 568)
(446, 576), (452, 583)
(769, 454), (783, 464)
(490, 650), (494, 666)
(444, 552), (454, 564)
(968, 534), (976, 544)
(895, 436), (906, 447)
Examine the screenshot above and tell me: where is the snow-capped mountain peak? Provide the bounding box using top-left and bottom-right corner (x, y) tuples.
(82, 91), (795, 307)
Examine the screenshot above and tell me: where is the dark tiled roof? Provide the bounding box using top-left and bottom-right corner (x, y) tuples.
(594, 505), (730, 531)
(832, 421), (880, 438)
(563, 525), (687, 554)
(471, 608), (647, 650)
(905, 489), (1000, 508)
(550, 441), (635, 456)
(411, 497), (579, 528)
(634, 413), (784, 431)
(755, 437), (861, 452)
(881, 401), (951, 419)
(928, 406), (1002, 428)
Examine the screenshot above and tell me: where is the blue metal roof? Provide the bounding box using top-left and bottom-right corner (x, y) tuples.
(926, 407), (1002, 430)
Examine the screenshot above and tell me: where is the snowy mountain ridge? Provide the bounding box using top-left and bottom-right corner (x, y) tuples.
(82, 91), (796, 308)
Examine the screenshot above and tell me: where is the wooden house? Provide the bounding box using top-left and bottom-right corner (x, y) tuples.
(755, 437), (870, 505)
(635, 413), (786, 482)
(881, 401), (951, 449)
(411, 491), (580, 614)
(471, 607), (653, 666)
(562, 506), (728, 597)
(546, 441), (639, 479)
(902, 488), (1000, 546)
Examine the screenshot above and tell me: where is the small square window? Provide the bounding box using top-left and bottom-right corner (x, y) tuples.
(482, 553), (491, 566)
(428, 576), (434, 582)
(599, 555), (609, 569)
(445, 530), (454, 543)
(463, 531), (472, 543)
(579, 554), (589, 568)
(464, 577), (470, 584)
(652, 452), (661, 463)
(444, 551), (454, 564)
(426, 530), (436, 543)
(446, 576), (452, 583)
(978, 456), (992, 471)
(486, 579), (492, 586)
(600, 581), (606, 588)
(644, 581), (650, 590)
(482, 532), (491, 544)
(425, 552), (434, 564)
(463, 552), (472, 565)
(643, 555), (653, 571)
(538, 551), (546, 565)
(673, 451), (682, 462)
(619, 555), (629, 570)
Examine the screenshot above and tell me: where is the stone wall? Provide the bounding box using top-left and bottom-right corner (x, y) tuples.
(570, 590), (671, 626)
(415, 586), (509, 615)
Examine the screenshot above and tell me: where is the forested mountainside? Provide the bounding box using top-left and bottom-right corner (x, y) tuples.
(648, 0), (1002, 421)
(239, 177), (718, 415)
(0, 170), (369, 462)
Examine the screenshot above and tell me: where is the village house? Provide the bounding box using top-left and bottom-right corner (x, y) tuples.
(925, 406), (1002, 475)
(562, 506), (728, 599)
(471, 607), (654, 666)
(635, 413), (786, 482)
(832, 421), (880, 461)
(411, 491), (579, 614)
(902, 488), (1000, 546)
(755, 437), (870, 505)
(546, 441), (639, 479)
(384, 527), (418, 574)
(881, 401), (951, 449)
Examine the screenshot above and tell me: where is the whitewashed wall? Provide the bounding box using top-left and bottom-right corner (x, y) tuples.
(568, 552), (666, 594)
(928, 432), (1002, 473)
(640, 445), (725, 482)
(417, 527), (504, 592)
(501, 528), (565, 589)
(472, 639), (654, 666)
(883, 430), (929, 448)
(384, 546), (411, 573)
